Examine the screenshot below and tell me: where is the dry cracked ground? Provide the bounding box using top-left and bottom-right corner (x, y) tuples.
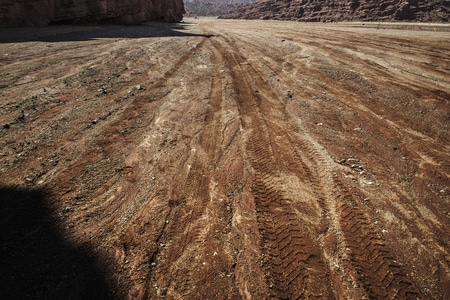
(1, 18), (449, 299)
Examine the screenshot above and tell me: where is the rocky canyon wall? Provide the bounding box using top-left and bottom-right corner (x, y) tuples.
(184, 0), (256, 16)
(221, 0), (449, 22)
(0, 0), (185, 27)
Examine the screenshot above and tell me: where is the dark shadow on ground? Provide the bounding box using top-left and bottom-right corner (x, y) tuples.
(0, 21), (205, 43)
(0, 186), (118, 300)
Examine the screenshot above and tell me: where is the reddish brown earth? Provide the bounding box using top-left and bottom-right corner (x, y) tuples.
(1, 19), (449, 299)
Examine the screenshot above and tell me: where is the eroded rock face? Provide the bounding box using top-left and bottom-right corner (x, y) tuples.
(0, 0), (185, 27)
(221, 0), (449, 22)
(184, 0), (256, 16)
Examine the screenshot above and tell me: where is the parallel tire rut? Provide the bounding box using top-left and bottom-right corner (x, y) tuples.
(334, 176), (423, 299)
(211, 34), (333, 299)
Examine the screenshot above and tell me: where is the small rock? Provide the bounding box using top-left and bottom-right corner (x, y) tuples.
(92, 119), (98, 124)
(136, 84), (142, 90)
(351, 164), (364, 172)
(287, 90), (293, 98)
(3, 123), (10, 129)
(18, 110), (25, 120)
(157, 288), (167, 297)
(346, 158), (360, 164)
(337, 159), (346, 164)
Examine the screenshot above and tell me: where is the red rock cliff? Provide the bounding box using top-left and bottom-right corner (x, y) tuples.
(221, 0), (449, 22)
(184, 0), (257, 16)
(0, 0), (185, 27)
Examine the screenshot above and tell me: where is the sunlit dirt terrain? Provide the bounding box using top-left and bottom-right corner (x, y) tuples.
(1, 18), (449, 299)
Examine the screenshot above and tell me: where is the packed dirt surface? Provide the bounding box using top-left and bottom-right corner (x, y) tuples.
(1, 18), (449, 299)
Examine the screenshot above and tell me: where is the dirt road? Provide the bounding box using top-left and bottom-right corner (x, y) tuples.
(1, 18), (449, 299)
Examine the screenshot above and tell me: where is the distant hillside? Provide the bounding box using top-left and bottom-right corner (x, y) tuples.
(184, 0), (257, 16)
(220, 0), (449, 22)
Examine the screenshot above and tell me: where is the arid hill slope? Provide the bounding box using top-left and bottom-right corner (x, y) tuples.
(222, 0), (450, 22)
(0, 0), (185, 27)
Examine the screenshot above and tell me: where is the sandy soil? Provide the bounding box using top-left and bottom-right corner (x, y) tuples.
(1, 18), (449, 299)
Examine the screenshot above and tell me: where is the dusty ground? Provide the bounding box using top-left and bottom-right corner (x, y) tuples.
(1, 18), (449, 299)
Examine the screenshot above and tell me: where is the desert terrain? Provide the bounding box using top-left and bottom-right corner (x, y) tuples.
(1, 18), (449, 299)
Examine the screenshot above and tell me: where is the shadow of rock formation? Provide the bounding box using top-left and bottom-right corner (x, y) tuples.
(0, 186), (117, 300)
(0, 21), (206, 43)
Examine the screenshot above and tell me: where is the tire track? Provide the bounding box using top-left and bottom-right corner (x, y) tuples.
(218, 27), (426, 299)
(149, 38), (230, 298)
(210, 34), (333, 299)
(51, 37), (208, 196)
(333, 175), (423, 299)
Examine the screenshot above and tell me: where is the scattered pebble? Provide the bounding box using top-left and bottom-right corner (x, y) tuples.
(97, 88), (107, 94)
(157, 288), (167, 297)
